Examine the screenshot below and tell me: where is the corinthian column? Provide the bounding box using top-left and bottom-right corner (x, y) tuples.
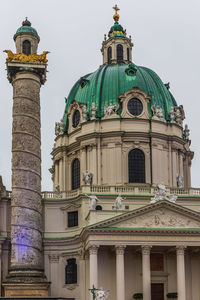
(176, 246), (186, 300)
(115, 245), (126, 300)
(89, 245), (99, 300)
(142, 245), (151, 300)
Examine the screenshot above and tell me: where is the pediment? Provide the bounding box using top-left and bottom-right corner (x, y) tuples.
(91, 201), (200, 230)
(60, 203), (81, 211)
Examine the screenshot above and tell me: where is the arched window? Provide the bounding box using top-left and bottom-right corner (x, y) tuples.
(65, 258), (77, 284)
(71, 159), (80, 190)
(128, 149), (145, 183)
(117, 44), (123, 63)
(22, 40), (31, 55)
(107, 46), (112, 64)
(127, 48), (130, 62)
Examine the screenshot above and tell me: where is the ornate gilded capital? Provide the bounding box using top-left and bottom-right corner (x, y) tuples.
(88, 245), (99, 255)
(4, 50), (49, 63)
(141, 245), (152, 255)
(115, 245), (126, 255)
(176, 245), (187, 256)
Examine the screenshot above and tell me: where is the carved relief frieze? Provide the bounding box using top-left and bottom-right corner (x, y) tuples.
(13, 98), (40, 119)
(12, 152), (40, 173)
(12, 206), (42, 230)
(113, 208), (200, 229)
(14, 81), (40, 100)
(12, 189), (42, 213)
(11, 225), (42, 251)
(12, 116), (40, 137)
(12, 134), (41, 157)
(11, 246), (42, 266)
(12, 170), (41, 193)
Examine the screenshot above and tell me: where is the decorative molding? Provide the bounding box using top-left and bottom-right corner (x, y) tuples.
(115, 245), (126, 255)
(86, 201), (200, 232)
(176, 245), (186, 255)
(119, 87), (150, 119)
(48, 254), (60, 263)
(141, 245), (152, 255)
(88, 245), (99, 255)
(60, 203), (81, 211)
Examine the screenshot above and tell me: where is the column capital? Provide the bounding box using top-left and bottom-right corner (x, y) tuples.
(141, 245), (152, 255)
(48, 254), (60, 263)
(88, 244), (99, 255)
(115, 245), (126, 255)
(176, 245), (187, 255)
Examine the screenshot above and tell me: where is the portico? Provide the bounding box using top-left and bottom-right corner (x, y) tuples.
(85, 200), (200, 300)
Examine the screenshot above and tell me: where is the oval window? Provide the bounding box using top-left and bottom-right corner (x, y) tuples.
(127, 98), (143, 116)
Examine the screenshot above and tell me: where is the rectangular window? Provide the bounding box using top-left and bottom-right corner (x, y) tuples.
(150, 253), (164, 271)
(68, 211), (78, 227)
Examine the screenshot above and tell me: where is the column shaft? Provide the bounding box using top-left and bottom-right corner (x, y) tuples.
(142, 246), (151, 300)
(0, 247), (2, 296)
(11, 72), (43, 270)
(116, 245), (126, 300)
(176, 246), (186, 300)
(89, 245), (99, 299)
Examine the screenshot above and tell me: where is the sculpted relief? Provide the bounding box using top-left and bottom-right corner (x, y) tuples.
(14, 81), (40, 100)
(13, 98), (40, 119)
(11, 245), (42, 266)
(12, 170), (41, 193)
(13, 152), (40, 173)
(12, 206), (42, 230)
(12, 134), (41, 157)
(12, 116), (40, 137)
(11, 225), (42, 251)
(115, 208), (200, 229)
(12, 189), (42, 213)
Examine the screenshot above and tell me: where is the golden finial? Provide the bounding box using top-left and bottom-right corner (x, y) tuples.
(113, 4), (120, 22)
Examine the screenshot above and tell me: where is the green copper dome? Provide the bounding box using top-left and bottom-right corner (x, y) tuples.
(108, 22), (126, 38)
(63, 63), (177, 131)
(14, 18), (40, 41)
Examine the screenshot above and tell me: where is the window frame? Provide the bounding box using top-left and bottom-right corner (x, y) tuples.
(67, 211), (78, 228)
(65, 258), (77, 285)
(71, 158), (80, 190)
(128, 148), (145, 183)
(22, 40), (31, 55)
(107, 46), (112, 64)
(117, 44), (123, 63)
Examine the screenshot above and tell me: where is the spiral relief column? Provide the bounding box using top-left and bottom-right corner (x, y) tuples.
(3, 19), (49, 297)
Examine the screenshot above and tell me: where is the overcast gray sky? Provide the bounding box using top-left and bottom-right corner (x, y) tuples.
(0, 0), (200, 191)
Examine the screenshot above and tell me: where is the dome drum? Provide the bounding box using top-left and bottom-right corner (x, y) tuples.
(101, 37), (133, 64)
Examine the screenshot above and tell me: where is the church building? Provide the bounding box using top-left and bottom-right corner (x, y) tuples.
(0, 5), (200, 300)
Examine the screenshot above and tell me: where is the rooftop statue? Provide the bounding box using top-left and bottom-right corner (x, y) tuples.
(151, 184), (178, 204)
(86, 194), (100, 210)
